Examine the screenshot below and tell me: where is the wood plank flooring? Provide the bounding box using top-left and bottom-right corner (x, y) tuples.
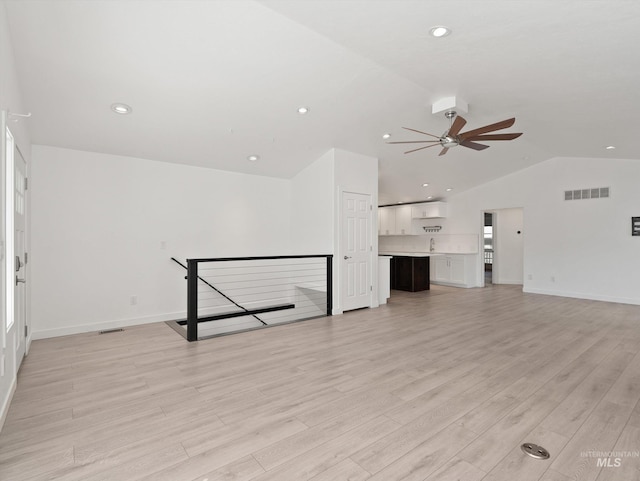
(2, 285), (640, 480)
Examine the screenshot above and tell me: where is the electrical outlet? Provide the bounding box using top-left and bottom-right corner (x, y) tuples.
(130, 295), (138, 306)
(160, 241), (166, 250)
(550, 276), (556, 283)
(528, 274), (533, 280)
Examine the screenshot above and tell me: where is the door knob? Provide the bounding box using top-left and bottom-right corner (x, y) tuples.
(344, 256), (352, 260)
(16, 276), (26, 286)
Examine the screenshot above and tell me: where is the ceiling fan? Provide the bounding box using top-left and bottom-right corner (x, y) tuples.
(388, 111), (522, 156)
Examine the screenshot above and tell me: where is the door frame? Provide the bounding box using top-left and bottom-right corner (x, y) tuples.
(1, 112), (7, 354)
(335, 188), (376, 314)
(482, 211), (497, 287)
(3, 121), (14, 351)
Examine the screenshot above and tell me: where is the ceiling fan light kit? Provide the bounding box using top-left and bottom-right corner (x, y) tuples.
(388, 108), (522, 156)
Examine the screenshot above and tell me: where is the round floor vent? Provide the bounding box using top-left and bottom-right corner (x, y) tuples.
(521, 443), (550, 460)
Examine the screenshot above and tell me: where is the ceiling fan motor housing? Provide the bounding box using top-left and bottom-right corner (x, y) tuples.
(441, 135), (459, 148)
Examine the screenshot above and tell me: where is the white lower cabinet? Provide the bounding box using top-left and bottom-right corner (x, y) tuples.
(431, 254), (476, 287)
(433, 256), (450, 282)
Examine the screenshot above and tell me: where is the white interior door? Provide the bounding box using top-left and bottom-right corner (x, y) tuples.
(341, 191), (371, 311)
(14, 147), (26, 366)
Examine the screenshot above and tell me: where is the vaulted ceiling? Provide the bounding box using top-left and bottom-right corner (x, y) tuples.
(5, 0), (640, 204)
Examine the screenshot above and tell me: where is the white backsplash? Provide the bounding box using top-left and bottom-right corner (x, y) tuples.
(379, 234), (479, 254)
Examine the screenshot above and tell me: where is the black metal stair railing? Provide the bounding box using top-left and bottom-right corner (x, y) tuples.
(171, 257), (267, 326)
(168, 254), (333, 341)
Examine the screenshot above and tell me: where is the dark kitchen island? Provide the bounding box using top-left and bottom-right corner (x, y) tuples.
(384, 253), (433, 292)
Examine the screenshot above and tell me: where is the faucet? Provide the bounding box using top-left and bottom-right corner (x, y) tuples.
(430, 238), (435, 253)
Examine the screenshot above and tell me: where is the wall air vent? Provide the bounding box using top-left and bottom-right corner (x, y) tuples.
(564, 187), (610, 201)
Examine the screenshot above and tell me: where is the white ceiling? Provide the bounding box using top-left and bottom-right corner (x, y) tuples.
(5, 0), (640, 204)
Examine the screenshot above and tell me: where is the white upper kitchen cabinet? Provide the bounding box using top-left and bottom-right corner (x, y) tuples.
(379, 205), (412, 235)
(379, 206), (395, 235)
(411, 201), (448, 219)
(395, 205), (412, 235)
(379, 203), (445, 235)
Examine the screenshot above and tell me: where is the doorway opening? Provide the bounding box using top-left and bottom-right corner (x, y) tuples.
(482, 208), (524, 287)
(483, 212), (494, 285)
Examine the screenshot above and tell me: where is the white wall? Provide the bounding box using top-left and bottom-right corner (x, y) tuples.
(290, 148), (379, 314)
(447, 156), (640, 305)
(30, 145), (292, 338)
(290, 149), (334, 254)
(30, 146), (379, 336)
(493, 208), (523, 285)
(334, 149), (379, 203)
(0, 0), (31, 430)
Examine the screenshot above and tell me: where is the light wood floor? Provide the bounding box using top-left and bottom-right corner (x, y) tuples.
(2, 285), (640, 481)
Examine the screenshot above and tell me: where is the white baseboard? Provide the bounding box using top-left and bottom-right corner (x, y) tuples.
(494, 280), (523, 285)
(0, 376), (17, 433)
(523, 287), (640, 306)
(31, 311), (187, 340)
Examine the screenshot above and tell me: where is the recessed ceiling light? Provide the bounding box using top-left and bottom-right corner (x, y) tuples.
(429, 26), (451, 38)
(111, 103), (132, 115)
(297, 106), (309, 114)
(422, 183), (429, 187)
(247, 155), (260, 161)
(382, 133), (391, 140)
(397, 201), (403, 204)
(427, 196), (433, 200)
(446, 188), (453, 192)
(605, 145), (616, 150)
